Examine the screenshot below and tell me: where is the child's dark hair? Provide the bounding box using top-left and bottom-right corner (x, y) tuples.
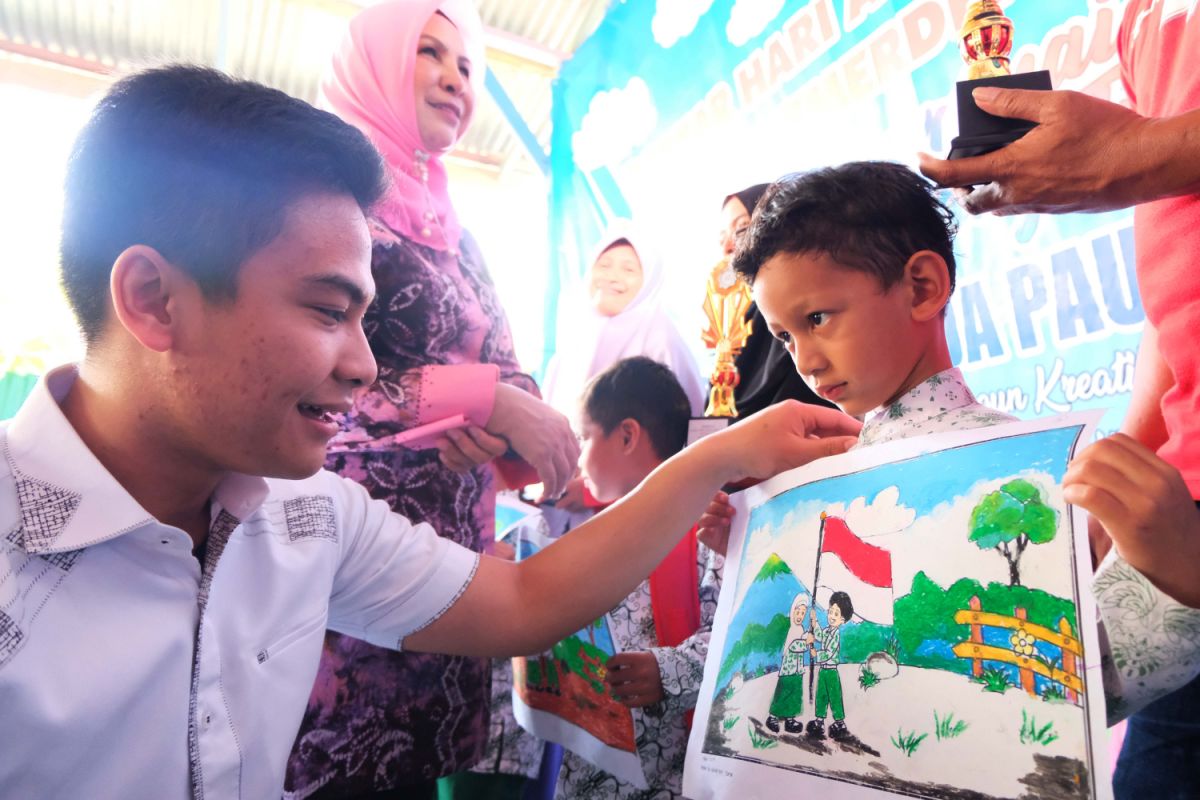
(828, 591), (855, 621)
(60, 64), (388, 345)
(581, 356), (690, 460)
(731, 161), (957, 293)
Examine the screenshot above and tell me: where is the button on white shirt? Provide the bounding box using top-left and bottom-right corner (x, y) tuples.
(0, 367), (479, 799)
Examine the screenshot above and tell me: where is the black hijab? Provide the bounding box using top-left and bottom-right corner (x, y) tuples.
(720, 184), (836, 416)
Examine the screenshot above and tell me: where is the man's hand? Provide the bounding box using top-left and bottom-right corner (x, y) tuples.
(435, 425), (509, 473)
(486, 383), (580, 500)
(710, 401), (860, 485)
(605, 651), (665, 708)
(696, 490), (735, 555)
(1064, 434), (1200, 608)
(919, 87), (1181, 215)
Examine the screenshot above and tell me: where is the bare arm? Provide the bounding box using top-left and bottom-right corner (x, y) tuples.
(1120, 320), (1173, 450)
(405, 402), (861, 656)
(918, 87), (1200, 215)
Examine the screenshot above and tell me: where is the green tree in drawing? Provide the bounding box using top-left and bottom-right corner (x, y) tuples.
(968, 479), (1057, 587)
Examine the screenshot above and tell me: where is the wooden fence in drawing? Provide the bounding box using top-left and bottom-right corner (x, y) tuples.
(951, 595), (1083, 705)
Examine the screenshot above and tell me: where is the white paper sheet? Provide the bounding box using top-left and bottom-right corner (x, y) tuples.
(685, 414), (1111, 800)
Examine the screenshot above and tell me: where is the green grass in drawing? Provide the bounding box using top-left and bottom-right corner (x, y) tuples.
(1019, 710), (1059, 746)
(891, 728), (928, 757)
(722, 715), (740, 731)
(933, 711), (968, 741)
(748, 723), (778, 750)
(858, 666), (881, 690)
(976, 665), (1011, 693)
(1041, 684), (1067, 704)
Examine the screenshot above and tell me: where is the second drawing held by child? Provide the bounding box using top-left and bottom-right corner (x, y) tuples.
(556, 356), (724, 799)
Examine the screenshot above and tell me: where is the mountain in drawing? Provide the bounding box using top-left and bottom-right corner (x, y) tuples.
(715, 553), (816, 692)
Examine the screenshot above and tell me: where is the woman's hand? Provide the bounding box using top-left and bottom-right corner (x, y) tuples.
(486, 383), (580, 500)
(554, 475), (589, 512)
(435, 425), (509, 473)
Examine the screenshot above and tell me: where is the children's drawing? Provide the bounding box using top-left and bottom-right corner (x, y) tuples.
(508, 519), (647, 789)
(685, 415), (1110, 800)
(494, 492), (542, 542)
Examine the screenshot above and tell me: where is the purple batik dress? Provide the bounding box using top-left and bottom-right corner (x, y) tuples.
(285, 222), (538, 797)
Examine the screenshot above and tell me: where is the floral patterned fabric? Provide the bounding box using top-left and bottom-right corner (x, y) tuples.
(555, 544), (724, 799)
(1094, 545), (1200, 724)
(860, 367), (1200, 725)
(285, 225), (538, 797)
(854, 367), (1013, 450)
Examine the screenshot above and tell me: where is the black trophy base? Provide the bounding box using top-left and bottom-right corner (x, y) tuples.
(948, 69), (1052, 160)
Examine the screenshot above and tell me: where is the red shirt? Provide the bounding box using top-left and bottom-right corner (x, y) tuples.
(1119, 0), (1200, 497)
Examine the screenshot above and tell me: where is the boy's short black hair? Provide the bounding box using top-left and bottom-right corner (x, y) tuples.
(581, 356), (690, 460)
(828, 590), (854, 621)
(731, 161), (957, 293)
(60, 64), (388, 345)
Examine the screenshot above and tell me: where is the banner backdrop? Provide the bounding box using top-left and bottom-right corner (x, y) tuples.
(548, 0), (1138, 435)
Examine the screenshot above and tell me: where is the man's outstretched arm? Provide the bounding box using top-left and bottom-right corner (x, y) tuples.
(405, 401), (861, 657)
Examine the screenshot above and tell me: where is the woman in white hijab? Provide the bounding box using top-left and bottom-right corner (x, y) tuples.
(545, 222), (705, 417)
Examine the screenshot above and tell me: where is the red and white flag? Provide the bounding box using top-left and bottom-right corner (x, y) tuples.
(815, 513), (894, 625)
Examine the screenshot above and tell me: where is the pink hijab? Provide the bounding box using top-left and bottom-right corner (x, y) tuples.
(322, 0), (486, 253)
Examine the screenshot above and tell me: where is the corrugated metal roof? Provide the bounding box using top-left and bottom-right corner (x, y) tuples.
(0, 0), (610, 174)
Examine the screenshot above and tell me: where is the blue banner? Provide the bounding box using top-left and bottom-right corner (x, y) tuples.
(549, 0), (1137, 435)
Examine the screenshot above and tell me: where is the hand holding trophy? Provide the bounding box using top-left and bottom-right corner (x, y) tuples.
(701, 258), (754, 418)
(948, 1), (1051, 160)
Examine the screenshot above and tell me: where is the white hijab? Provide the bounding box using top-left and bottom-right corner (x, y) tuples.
(545, 221), (705, 417)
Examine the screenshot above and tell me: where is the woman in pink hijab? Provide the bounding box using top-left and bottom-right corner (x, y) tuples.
(285, 2), (577, 798)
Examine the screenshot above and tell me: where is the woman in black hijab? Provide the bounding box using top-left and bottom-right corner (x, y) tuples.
(717, 183), (835, 416)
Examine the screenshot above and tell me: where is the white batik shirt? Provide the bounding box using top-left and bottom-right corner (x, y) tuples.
(556, 543), (724, 800)
(0, 367), (478, 800)
(858, 367), (1200, 723)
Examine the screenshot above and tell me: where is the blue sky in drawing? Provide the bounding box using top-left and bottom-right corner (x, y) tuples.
(748, 426), (1084, 535)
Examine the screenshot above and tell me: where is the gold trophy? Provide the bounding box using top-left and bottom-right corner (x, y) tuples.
(947, 1), (1051, 160)
(701, 258), (754, 417)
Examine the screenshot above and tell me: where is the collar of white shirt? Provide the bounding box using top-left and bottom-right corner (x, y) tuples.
(3, 365), (269, 555)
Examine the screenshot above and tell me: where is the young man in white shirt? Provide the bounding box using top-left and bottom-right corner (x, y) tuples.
(0, 66), (860, 799)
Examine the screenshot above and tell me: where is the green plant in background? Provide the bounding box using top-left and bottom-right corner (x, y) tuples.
(858, 666), (881, 690)
(885, 633), (901, 661)
(891, 728), (928, 757)
(1041, 684), (1067, 703)
(976, 665), (1011, 693)
(722, 715), (740, 731)
(1019, 710), (1059, 745)
(748, 723), (778, 750)
(933, 711), (968, 740)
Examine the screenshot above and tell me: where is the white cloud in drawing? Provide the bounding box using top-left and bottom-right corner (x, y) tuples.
(652, 0), (716, 48)
(571, 77), (658, 172)
(726, 0), (785, 47)
(734, 488), (915, 609)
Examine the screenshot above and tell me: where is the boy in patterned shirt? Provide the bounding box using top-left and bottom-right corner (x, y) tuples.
(715, 160), (1200, 726)
(556, 356), (724, 799)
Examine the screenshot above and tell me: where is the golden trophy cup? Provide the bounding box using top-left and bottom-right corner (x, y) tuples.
(947, 1), (1051, 160)
(701, 258), (754, 418)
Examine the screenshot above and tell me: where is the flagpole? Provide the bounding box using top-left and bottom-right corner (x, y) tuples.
(809, 511), (827, 705)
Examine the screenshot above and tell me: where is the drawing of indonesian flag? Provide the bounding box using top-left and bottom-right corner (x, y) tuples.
(815, 513), (894, 625)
